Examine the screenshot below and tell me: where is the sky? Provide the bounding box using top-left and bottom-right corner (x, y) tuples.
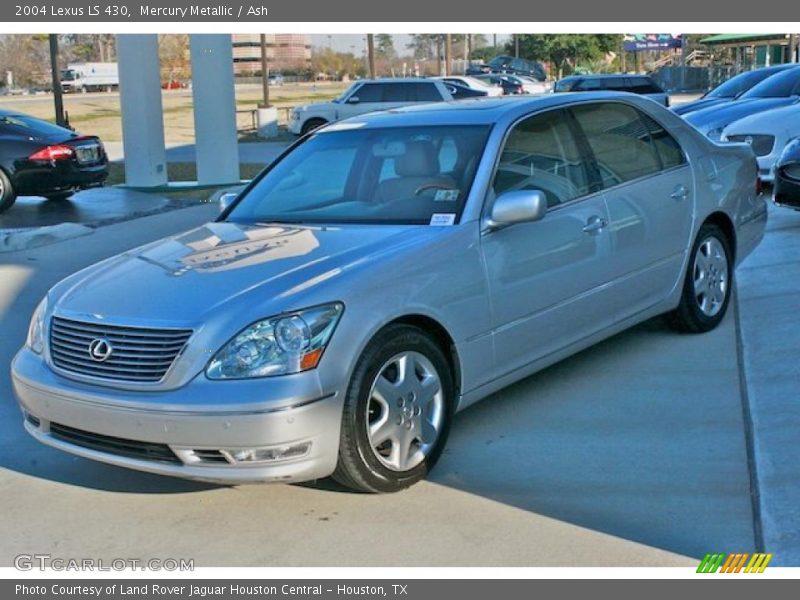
(310, 34), (510, 56)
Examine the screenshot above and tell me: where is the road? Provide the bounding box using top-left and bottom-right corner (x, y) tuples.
(5, 199), (791, 567)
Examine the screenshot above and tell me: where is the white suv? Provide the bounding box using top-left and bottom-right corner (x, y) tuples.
(288, 79), (454, 136)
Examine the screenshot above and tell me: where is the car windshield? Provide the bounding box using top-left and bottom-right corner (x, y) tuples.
(741, 68), (800, 98)
(0, 114), (71, 138)
(332, 83), (359, 103)
(60, 69), (76, 81)
(227, 125), (491, 226)
(707, 69), (777, 98)
(488, 56), (513, 69)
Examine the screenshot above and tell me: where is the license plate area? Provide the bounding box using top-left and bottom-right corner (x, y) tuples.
(75, 144), (101, 164)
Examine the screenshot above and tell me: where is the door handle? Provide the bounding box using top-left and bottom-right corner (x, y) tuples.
(670, 184), (689, 200)
(582, 215), (608, 234)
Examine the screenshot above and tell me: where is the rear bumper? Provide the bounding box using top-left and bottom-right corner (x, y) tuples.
(11, 349), (343, 484)
(12, 159), (108, 195)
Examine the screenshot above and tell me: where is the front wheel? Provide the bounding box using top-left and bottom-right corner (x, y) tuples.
(669, 223), (733, 333)
(300, 118), (327, 136)
(332, 325), (455, 493)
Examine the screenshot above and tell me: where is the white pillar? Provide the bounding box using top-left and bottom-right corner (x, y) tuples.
(190, 34), (240, 185)
(117, 34), (167, 187)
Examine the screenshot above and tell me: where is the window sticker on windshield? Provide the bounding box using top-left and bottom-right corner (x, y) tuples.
(430, 213), (456, 226)
(433, 189), (459, 202)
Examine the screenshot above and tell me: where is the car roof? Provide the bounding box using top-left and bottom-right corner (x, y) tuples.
(354, 78), (441, 84)
(561, 74), (650, 81)
(321, 92), (654, 129)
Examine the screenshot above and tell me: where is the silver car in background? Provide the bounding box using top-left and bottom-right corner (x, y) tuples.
(12, 93), (766, 493)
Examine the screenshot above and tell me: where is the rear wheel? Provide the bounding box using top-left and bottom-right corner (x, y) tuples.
(332, 324), (454, 493)
(669, 223), (733, 333)
(0, 169), (17, 213)
(300, 118), (327, 136)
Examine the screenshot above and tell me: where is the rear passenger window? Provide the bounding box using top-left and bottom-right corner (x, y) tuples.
(639, 113), (686, 169)
(629, 77), (662, 94)
(493, 109), (593, 208)
(412, 83), (442, 102)
(570, 102), (662, 187)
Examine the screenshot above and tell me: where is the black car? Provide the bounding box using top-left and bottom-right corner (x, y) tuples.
(673, 64), (797, 116)
(774, 138), (800, 210)
(474, 74), (526, 95)
(441, 80), (488, 100)
(467, 55), (546, 81)
(0, 110), (108, 213)
(555, 74), (670, 106)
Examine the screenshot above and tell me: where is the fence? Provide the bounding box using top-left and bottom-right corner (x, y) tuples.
(652, 65), (744, 94)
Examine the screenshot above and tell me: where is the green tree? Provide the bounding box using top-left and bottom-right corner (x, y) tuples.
(375, 34), (396, 59)
(507, 34), (622, 78)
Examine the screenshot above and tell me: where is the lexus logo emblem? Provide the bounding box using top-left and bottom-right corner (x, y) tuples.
(88, 338), (113, 362)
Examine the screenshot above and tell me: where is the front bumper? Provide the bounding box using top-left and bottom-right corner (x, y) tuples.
(287, 115), (303, 135)
(11, 349), (343, 484)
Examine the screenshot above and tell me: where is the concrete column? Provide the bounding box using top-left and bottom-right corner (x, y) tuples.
(117, 34), (167, 187)
(189, 34), (240, 185)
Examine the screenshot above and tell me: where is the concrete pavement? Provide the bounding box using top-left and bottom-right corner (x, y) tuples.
(0, 200), (791, 567)
(736, 202), (800, 565)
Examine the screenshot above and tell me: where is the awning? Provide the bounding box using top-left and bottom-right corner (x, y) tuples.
(700, 34), (789, 45)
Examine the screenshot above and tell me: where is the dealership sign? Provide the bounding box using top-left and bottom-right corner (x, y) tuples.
(624, 34), (683, 51)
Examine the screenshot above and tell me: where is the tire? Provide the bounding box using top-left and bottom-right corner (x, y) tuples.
(300, 118), (327, 136)
(669, 223), (733, 333)
(0, 169), (17, 214)
(332, 324), (455, 493)
(44, 192), (73, 202)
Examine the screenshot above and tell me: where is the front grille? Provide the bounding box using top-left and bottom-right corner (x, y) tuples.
(727, 134), (775, 157)
(50, 422), (181, 464)
(49, 316), (193, 383)
(192, 449), (231, 464)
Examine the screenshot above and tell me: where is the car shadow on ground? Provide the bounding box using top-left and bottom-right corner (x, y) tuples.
(428, 313), (757, 559)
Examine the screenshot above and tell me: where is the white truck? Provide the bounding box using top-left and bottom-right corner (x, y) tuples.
(60, 63), (119, 93)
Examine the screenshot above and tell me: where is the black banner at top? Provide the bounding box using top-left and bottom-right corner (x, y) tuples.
(1, 0), (789, 22)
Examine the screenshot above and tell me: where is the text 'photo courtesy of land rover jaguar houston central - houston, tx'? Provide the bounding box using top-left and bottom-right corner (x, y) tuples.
(12, 93), (766, 493)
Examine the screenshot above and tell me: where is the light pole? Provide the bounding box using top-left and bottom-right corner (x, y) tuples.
(260, 34), (270, 108)
(48, 34), (67, 127)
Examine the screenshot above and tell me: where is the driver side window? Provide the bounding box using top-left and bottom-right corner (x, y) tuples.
(493, 109), (593, 208)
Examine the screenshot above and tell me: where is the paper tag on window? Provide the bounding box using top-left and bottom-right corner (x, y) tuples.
(433, 189), (459, 202)
(430, 213), (456, 226)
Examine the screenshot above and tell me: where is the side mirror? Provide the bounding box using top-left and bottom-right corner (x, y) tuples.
(346, 96), (360, 104)
(486, 190), (547, 230)
(219, 192), (238, 213)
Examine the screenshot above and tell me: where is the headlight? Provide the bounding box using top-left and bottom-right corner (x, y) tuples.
(26, 296), (48, 354)
(206, 303), (344, 379)
(707, 127), (724, 141)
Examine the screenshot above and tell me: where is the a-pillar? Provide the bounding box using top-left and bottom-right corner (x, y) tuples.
(189, 34), (240, 185)
(117, 34), (167, 187)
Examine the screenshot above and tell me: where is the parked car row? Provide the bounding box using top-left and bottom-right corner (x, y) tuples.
(673, 65), (800, 191)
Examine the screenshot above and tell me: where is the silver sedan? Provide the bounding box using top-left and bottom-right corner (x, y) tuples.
(12, 92), (767, 492)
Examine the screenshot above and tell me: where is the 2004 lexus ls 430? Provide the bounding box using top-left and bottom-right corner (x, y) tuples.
(12, 93), (767, 493)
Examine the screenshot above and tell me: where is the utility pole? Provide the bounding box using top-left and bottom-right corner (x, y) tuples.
(515, 34), (519, 58)
(259, 34), (270, 108)
(791, 33), (798, 63)
(48, 34), (66, 127)
(445, 34), (452, 76)
(366, 34), (376, 78)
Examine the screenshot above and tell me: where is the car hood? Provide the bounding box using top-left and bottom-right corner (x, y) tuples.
(672, 97), (731, 116)
(723, 103), (800, 135)
(685, 97), (798, 133)
(52, 220), (439, 325)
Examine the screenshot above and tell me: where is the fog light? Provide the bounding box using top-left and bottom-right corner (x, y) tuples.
(222, 441), (311, 464)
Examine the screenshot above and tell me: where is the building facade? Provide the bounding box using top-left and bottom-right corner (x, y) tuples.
(232, 34), (312, 74)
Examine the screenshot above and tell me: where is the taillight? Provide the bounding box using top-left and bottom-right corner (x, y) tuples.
(515, 85), (524, 94)
(29, 145), (75, 161)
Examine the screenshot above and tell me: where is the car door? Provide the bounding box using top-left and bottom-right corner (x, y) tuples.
(569, 101), (694, 319)
(480, 108), (616, 377)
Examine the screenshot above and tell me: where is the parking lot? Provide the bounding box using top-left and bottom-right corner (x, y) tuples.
(1, 190), (798, 566)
